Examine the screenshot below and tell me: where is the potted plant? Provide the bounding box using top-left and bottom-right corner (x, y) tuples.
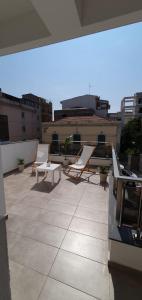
(99, 166), (108, 184)
(17, 158), (25, 172)
(63, 136), (72, 166)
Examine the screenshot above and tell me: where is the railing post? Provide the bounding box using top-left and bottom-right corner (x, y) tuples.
(116, 179), (124, 225)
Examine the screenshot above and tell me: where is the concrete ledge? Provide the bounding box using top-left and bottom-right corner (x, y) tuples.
(109, 239), (142, 272)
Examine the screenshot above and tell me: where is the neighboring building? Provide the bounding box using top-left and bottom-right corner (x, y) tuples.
(42, 115), (120, 153)
(54, 107), (94, 121)
(109, 111), (121, 121)
(121, 92), (142, 125)
(22, 93), (52, 122)
(58, 94), (110, 118)
(0, 90), (52, 142)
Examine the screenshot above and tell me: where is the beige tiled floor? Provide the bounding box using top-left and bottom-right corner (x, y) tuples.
(4, 166), (142, 300)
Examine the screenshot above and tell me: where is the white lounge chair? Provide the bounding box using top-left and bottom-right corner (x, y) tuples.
(32, 144), (49, 174)
(65, 145), (95, 180)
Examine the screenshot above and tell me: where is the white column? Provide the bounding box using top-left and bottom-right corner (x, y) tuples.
(0, 146), (6, 216)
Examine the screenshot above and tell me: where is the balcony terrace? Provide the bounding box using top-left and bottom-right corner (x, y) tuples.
(4, 161), (142, 300)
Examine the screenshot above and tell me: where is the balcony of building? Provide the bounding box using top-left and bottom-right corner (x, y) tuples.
(0, 140), (141, 300)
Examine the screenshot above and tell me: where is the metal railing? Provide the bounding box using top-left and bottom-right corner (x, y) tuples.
(112, 147), (142, 239)
(50, 140), (112, 158)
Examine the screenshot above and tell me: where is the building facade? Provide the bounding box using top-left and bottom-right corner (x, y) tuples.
(60, 94), (110, 118)
(42, 115), (120, 153)
(54, 108), (94, 121)
(121, 92), (142, 125)
(22, 93), (52, 123)
(108, 112), (121, 121)
(0, 90), (52, 142)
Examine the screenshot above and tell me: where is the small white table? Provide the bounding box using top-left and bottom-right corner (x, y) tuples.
(36, 163), (61, 186)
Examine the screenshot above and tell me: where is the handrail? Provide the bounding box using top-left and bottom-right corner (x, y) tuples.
(52, 139), (111, 145)
(112, 147), (142, 182)
(112, 148), (120, 178)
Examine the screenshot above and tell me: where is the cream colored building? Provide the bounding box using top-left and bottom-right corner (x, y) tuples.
(42, 115), (120, 149)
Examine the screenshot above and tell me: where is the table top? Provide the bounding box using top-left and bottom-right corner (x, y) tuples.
(37, 163), (61, 171)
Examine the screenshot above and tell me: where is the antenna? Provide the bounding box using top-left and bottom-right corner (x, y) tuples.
(89, 83), (95, 95)
(89, 83), (91, 95)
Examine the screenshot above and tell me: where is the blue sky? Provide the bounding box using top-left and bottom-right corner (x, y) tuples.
(0, 22), (142, 112)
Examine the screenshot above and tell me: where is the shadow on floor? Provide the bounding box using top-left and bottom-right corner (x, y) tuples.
(109, 265), (142, 300)
(31, 179), (60, 193)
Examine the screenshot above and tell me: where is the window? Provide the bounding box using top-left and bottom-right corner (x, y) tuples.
(98, 134), (105, 144)
(21, 112), (25, 118)
(138, 98), (142, 104)
(73, 134), (81, 144)
(22, 126), (26, 132)
(52, 133), (58, 144)
(0, 115), (9, 141)
(51, 133), (59, 154)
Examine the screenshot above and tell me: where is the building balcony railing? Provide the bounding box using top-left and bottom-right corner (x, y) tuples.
(50, 140), (112, 158)
(111, 147), (142, 240)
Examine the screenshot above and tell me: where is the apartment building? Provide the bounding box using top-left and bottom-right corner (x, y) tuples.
(0, 90), (52, 142)
(121, 92), (142, 125)
(54, 94), (110, 120)
(23, 93), (52, 122)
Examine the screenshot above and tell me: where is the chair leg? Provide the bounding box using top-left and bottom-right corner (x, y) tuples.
(32, 163), (36, 174)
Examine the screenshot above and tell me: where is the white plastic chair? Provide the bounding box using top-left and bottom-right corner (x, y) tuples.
(32, 144), (49, 173)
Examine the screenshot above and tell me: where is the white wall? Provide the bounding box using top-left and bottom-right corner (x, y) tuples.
(61, 95), (97, 111)
(1, 140), (38, 174)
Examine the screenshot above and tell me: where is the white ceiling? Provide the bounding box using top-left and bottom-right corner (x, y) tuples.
(0, 0), (142, 56)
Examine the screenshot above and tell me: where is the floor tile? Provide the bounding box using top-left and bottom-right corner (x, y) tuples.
(24, 222), (66, 248)
(9, 235), (58, 275)
(79, 195), (108, 211)
(61, 231), (108, 264)
(38, 210), (72, 229)
(69, 217), (108, 240)
(7, 230), (22, 252)
(39, 277), (96, 300)
(75, 206), (108, 224)
(50, 250), (109, 300)
(7, 214), (66, 247)
(48, 195), (80, 206)
(19, 194), (51, 210)
(10, 260), (46, 300)
(45, 200), (77, 215)
(7, 202), (43, 220)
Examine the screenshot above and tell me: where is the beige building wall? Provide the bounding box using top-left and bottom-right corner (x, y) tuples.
(0, 96), (41, 141)
(42, 120), (120, 149)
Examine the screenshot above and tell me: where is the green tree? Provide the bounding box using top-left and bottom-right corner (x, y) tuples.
(120, 118), (142, 155)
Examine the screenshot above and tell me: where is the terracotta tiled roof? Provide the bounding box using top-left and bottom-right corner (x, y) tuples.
(53, 115), (117, 124)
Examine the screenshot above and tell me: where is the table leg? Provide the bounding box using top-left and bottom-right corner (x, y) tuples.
(43, 171), (47, 181)
(59, 167), (61, 181)
(36, 169), (38, 183)
(52, 171), (54, 186)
